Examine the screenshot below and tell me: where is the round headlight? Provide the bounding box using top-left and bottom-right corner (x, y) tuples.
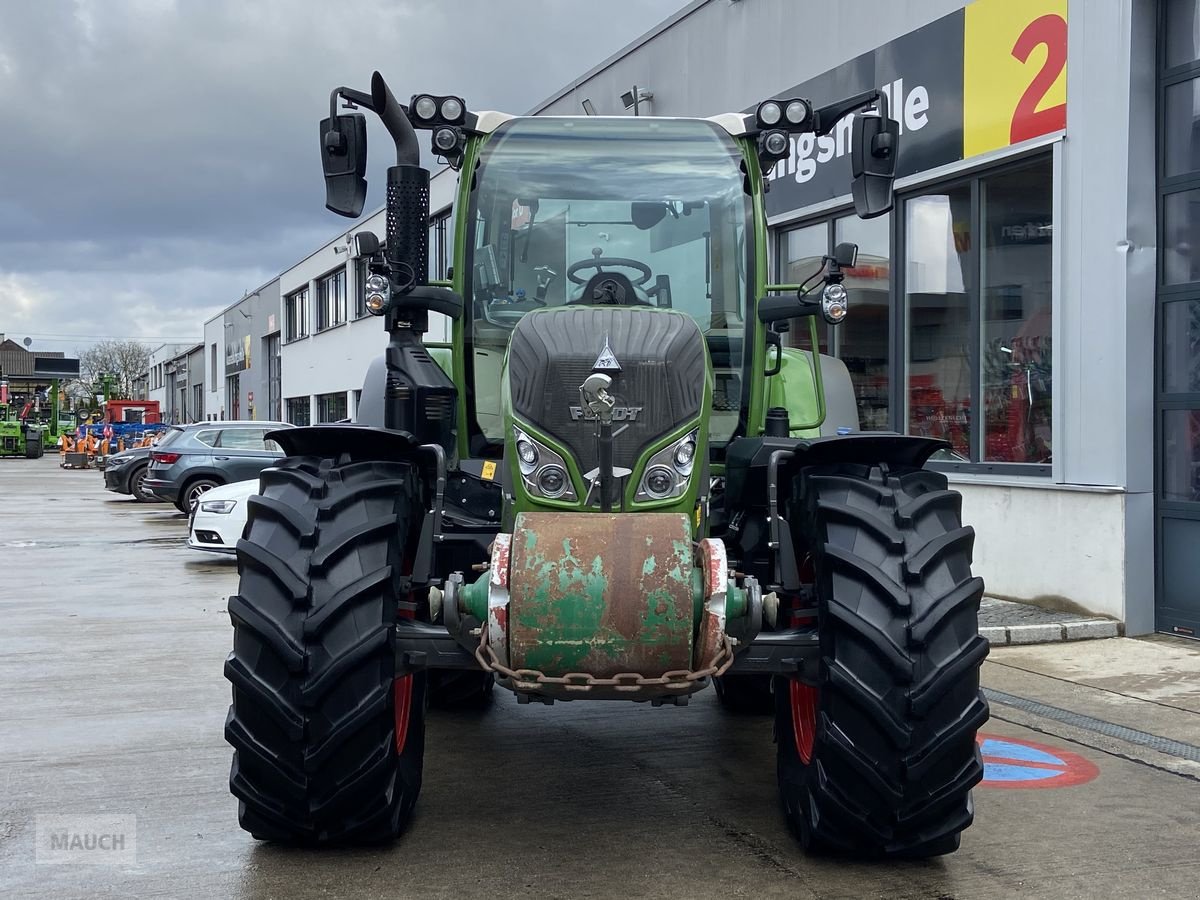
(758, 101), (782, 126)
(413, 95), (437, 121)
(821, 282), (849, 324)
(365, 292), (388, 313)
(364, 273), (388, 293)
(439, 97), (464, 122)
(517, 438), (538, 467)
(763, 130), (789, 157)
(673, 439), (696, 470)
(433, 126), (459, 152)
(644, 465), (675, 499)
(785, 100), (810, 125)
(537, 464), (568, 498)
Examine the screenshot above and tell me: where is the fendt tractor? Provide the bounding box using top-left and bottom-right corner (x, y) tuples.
(224, 72), (989, 857)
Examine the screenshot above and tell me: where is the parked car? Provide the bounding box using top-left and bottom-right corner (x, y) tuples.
(102, 430), (184, 503)
(187, 479), (257, 554)
(144, 421), (292, 513)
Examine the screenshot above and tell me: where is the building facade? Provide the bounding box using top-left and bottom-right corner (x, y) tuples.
(201, 279), (281, 422)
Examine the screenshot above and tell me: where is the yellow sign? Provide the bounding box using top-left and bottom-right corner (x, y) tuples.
(963, 0), (1067, 159)
(481, 460), (497, 481)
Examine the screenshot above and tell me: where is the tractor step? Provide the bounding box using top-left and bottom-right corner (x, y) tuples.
(393, 618), (481, 672)
(728, 628), (820, 679)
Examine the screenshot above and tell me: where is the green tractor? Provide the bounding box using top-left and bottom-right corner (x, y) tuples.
(224, 73), (988, 856)
(0, 402), (45, 459)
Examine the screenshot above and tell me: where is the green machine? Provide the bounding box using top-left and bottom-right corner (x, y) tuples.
(0, 402), (44, 458)
(224, 75), (988, 856)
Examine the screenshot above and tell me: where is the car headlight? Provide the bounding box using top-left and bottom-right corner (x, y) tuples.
(199, 499), (237, 514)
(106, 455), (130, 468)
(512, 426), (578, 502)
(636, 429), (700, 503)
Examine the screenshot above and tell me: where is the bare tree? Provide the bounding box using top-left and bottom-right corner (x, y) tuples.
(73, 340), (153, 401)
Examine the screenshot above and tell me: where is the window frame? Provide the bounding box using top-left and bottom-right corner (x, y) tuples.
(284, 286), (310, 343)
(285, 396), (311, 426)
(775, 145), (1055, 476)
(315, 266), (347, 333)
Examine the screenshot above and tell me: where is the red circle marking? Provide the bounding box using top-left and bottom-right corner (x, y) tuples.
(976, 731), (1099, 789)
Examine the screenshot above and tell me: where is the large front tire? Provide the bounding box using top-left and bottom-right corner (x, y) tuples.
(777, 464), (989, 858)
(224, 456), (426, 843)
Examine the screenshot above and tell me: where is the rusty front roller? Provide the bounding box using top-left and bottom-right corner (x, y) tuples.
(454, 511), (759, 702)
(507, 512), (699, 678)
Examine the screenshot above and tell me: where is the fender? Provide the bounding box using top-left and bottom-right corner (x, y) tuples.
(723, 433), (950, 508)
(267, 424), (418, 462)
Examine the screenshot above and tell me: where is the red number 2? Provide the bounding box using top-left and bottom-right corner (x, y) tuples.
(1010, 14), (1068, 144)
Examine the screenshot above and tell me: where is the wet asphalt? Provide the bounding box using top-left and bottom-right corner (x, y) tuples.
(3, 455), (1200, 899)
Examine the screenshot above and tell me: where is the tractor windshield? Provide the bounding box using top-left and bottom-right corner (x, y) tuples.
(464, 116), (752, 447)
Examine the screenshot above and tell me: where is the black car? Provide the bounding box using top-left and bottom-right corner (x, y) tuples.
(102, 430), (185, 502)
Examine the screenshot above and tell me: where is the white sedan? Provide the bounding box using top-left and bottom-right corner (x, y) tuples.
(186, 479), (258, 555)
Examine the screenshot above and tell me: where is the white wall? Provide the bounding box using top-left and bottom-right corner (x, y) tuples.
(202, 315), (223, 420)
(958, 481), (1127, 621)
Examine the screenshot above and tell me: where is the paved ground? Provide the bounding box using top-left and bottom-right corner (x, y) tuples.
(4, 455), (1200, 899)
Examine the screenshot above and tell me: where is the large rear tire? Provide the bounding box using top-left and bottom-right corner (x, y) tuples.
(776, 464), (988, 858)
(224, 456), (427, 843)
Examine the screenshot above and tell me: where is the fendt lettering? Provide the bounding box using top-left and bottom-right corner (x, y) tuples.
(569, 405), (642, 422)
(224, 72), (988, 861)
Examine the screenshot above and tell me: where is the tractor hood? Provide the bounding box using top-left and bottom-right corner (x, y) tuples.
(505, 307), (708, 491)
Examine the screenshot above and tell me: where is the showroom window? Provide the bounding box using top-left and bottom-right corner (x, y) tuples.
(285, 287), (309, 342)
(316, 391), (348, 423)
(777, 211), (892, 429)
(285, 396), (310, 426)
(316, 267), (346, 332)
(775, 152), (1053, 469)
(904, 155), (1053, 468)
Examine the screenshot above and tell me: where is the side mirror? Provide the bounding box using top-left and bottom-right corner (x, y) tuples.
(832, 241), (858, 268)
(353, 231), (381, 258)
(631, 201), (668, 231)
(319, 113), (368, 218)
(850, 113), (899, 219)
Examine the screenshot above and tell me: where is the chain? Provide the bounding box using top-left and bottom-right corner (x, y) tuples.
(474, 630), (735, 694)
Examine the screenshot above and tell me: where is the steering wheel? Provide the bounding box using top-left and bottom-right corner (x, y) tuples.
(567, 248), (652, 286)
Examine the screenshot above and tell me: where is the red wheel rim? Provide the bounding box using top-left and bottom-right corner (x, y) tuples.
(393, 675), (413, 754)
(789, 680), (818, 764)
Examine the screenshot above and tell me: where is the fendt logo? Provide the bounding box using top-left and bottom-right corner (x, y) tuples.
(569, 405), (643, 422)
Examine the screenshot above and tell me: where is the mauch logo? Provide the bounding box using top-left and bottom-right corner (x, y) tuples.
(36, 814), (136, 866)
(569, 405), (643, 422)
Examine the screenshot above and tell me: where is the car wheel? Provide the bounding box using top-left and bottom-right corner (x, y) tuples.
(130, 466), (157, 503)
(177, 478), (220, 513)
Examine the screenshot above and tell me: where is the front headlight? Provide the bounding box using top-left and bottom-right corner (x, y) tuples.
(636, 429), (699, 503)
(106, 455), (130, 468)
(512, 426), (578, 502)
(199, 499), (237, 514)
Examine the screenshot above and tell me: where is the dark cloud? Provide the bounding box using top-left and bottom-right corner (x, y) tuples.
(0, 0), (687, 349)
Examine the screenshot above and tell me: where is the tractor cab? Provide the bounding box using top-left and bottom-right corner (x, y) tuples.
(463, 116), (750, 457)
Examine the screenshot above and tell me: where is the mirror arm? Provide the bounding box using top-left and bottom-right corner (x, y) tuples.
(329, 87), (377, 124)
(812, 89), (889, 136)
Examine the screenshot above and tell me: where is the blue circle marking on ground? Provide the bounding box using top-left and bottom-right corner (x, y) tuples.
(976, 732), (1100, 789)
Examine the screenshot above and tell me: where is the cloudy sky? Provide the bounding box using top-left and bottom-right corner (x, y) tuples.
(0, 0), (688, 355)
